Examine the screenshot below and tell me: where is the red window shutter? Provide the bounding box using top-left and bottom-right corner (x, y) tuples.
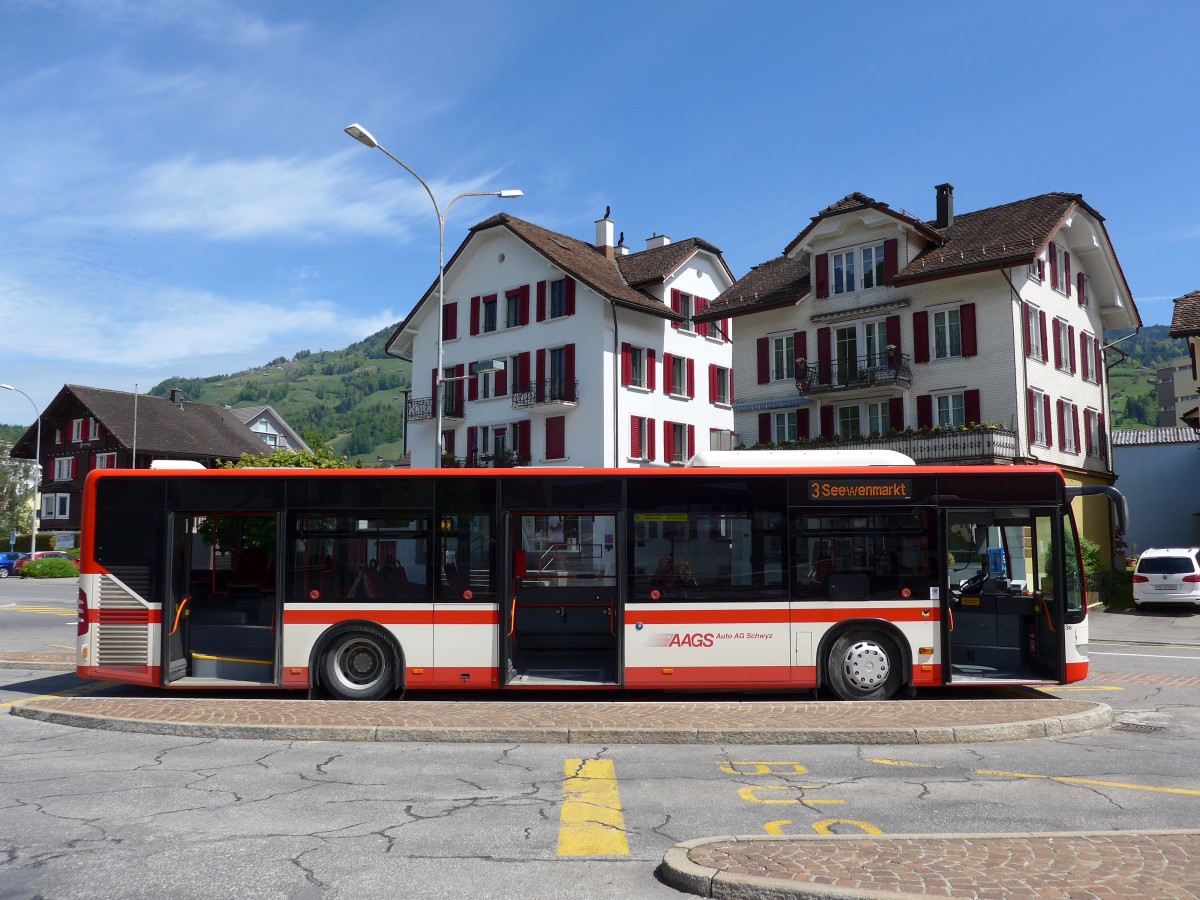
(519, 419), (532, 460)
(1027, 390), (1037, 445)
(621, 343), (632, 386)
(630, 416), (641, 458)
(795, 331), (808, 365)
(1038, 311), (1048, 362)
(1049, 243), (1058, 287)
(647, 349), (656, 391)
(886, 316), (901, 355)
(1037, 258), (1045, 280)
(71, 457), (77, 479)
(686, 358), (695, 399)
(1043, 394), (1052, 446)
(647, 418), (656, 461)
(468, 364), (478, 401)
(1080, 333), (1090, 381)
(757, 337), (770, 384)
(888, 397), (904, 431)
(536, 281), (546, 322)
(960, 303), (977, 357)
(917, 394), (933, 429)
(964, 389), (981, 425)
(798, 409), (810, 439)
(535, 349), (545, 402)
(820, 405), (834, 439)
(696, 298), (709, 337)
(453, 365), (465, 415)
(670, 289), (681, 329)
(546, 416), (565, 459)
(1084, 410), (1094, 456)
(759, 413), (771, 445)
(709, 364), (717, 403)
(565, 278), (576, 316)
(687, 424), (695, 459)
(1057, 399), (1066, 451)
(913, 310), (930, 364)
(470, 296), (480, 335)
(431, 368), (438, 398)
(1095, 343), (1103, 387)
(1098, 413), (1107, 465)
(1064, 252), (1072, 296)
(443, 302), (458, 340)
(518, 352), (530, 392)
(664, 421), (674, 462)
(496, 363), (507, 396)
(1077, 273), (1087, 306)
(1022, 303), (1032, 356)
(565, 343), (575, 401)
(1053, 319), (1062, 369)
(723, 318), (731, 343)
(1068, 326), (1076, 374)
(1072, 408), (1081, 455)
(815, 253), (829, 299)
(729, 373), (734, 404)
(883, 238), (899, 285)
(663, 352), (673, 394)
(466, 427), (477, 464)
(90, 452), (96, 470)
(520, 285), (530, 325)
(817, 327), (832, 383)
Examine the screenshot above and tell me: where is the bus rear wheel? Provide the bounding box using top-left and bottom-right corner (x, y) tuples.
(827, 631), (901, 701)
(321, 631), (396, 701)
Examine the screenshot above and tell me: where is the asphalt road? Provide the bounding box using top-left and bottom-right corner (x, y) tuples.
(2, 580), (1199, 899)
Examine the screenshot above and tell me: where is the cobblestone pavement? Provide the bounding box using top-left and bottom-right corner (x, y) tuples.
(660, 831), (1200, 899)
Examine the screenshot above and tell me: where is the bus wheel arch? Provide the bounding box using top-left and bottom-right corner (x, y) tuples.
(312, 622), (404, 701)
(818, 621), (909, 702)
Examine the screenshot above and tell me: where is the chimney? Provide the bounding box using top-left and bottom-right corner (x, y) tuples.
(615, 231), (629, 256)
(645, 232), (671, 251)
(170, 389), (184, 408)
(595, 208), (615, 259)
(935, 183), (955, 228)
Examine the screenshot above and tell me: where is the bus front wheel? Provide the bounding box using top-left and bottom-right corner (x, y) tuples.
(321, 631), (396, 701)
(827, 631), (901, 701)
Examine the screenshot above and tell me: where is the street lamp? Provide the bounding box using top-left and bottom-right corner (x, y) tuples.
(1, 384), (41, 556)
(344, 123), (522, 468)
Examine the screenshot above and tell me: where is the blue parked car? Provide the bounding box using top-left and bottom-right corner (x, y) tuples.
(0, 551), (29, 578)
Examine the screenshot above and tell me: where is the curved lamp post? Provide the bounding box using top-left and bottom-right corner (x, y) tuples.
(1, 384), (41, 554)
(344, 123), (522, 467)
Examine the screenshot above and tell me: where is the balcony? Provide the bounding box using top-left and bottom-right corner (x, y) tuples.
(796, 351), (912, 395)
(511, 379), (579, 409)
(759, 426), (1020, 465)
(405, 395), (465, 421)
(443, 450), (530, 469)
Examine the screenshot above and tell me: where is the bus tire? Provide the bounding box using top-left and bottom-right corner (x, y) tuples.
(320, 630), (396, 701)
(827, 631), (901, 701)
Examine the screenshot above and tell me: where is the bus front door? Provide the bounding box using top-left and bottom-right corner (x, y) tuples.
(165, 513), (279, 686)
(504, 513), (619, 687)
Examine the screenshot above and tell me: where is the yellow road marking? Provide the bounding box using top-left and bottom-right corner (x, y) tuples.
(976, 769), (1200, 797)
(866, 758), (943, 769)
(719, 761), (808, 775)
(1040, 685), (1124, 692)
(49, 643), (75, 651)
(738, 786), (844, 805)
(1, 680), (115, 709)
(6, 606), (75, 616)
(812, 818), (883, 835)
(557, 759), (629, 857)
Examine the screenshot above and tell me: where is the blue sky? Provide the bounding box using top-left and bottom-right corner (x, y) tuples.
(2, 0), (1197, 425)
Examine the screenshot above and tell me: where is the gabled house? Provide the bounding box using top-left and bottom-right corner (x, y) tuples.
(385, 212), (736, 468)
(228, 404), (311, 453)
(1168, 289), (1200, 429)
(8, 385), (268, 533)
(695, 184), (1140, 565)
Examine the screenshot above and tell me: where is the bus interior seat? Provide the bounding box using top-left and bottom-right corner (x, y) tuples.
(228, 547), (269, 590)
(827, 572), (870, 601)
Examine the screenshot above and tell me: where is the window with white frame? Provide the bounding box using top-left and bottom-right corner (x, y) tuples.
(53, 457), (73, 480)
(478, 369), (495, 400)
(1026, 303), (1044, 360)
(713, 366), (731, 405)
(1077, 272), (1090, 307)
(670, 422), (687, 463)
(629, 346), (646, 389)
(936, 392), (966, 427)
(861, 243), (886, 290)
(670, 356), (687, 396)
(71, 419), (83, 442)
(773, 334), (794, 381)
(482, 296), (498, 333)
(1030, 389), (1049, 446)
(505, 292), (521, 328)
(677, 292), (695, 332)
(1049, 243), (1067, 293)
(57, 494), (69, 518)
(864, 320), (888, 367)
(832, 250), (856, 295)
(867, 401), (891, 436)
(549, 279), (568, 318)
(41, 494), (57, 519)
(933, 308), (962, 360)
(1062, 400), (1078, 453)
(492, 426), (508, 458)
(95, 452), (117, 470)
(1055, 318), (1072, 373)
(774, 411), (798, 444)
(1085, 409), (1101, 457)
(837, 406), (862, 439)
(1028, 255), (1043, 282)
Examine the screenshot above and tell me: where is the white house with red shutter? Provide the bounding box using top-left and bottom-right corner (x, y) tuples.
(694, 184), (1140, 565)
(385, 212), (736, 468)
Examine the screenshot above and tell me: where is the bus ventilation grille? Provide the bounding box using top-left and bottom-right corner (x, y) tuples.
(97, 572), (151, 666)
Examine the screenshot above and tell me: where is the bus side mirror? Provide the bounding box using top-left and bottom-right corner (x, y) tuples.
(514, 550), (527, 578)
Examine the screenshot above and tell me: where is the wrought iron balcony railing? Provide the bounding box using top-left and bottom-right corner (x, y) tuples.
(796, 351), (912, 395)
(405, 395), (464, 421)
(511, 378), (579, 409)
(761, 427), (1019, 465)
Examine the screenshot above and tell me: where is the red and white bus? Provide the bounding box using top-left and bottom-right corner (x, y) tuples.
(76, 452), (1122, 701)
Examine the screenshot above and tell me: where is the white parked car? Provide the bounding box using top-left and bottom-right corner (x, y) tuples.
(1132, 548), (1200, 608)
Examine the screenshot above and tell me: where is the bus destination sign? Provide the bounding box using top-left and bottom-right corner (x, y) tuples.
(808, 479), (913, 502)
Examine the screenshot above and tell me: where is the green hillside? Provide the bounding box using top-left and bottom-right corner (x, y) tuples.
(1104, 325), (1189, 429)
(149, 324), (412, 466)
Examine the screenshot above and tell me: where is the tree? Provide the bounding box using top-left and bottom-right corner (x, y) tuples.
(217, 446), (356, 469)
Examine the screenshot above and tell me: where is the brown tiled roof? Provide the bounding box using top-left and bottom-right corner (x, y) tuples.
(694, 255), (810, 322)
(783, 193), (942, 256)
(1169, 290), (1200, 338)
(893, 193), (1080, 284)
(388, 215), (734, 350)
(17, 385), (268, 460)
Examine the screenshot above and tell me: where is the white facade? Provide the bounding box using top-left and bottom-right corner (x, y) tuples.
(390, 217), (735, 468)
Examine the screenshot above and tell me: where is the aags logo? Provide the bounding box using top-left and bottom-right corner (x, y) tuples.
(648, 632), (715, 648)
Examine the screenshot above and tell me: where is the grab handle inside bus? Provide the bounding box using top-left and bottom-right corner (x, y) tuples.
(169, 596), (191, 637)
